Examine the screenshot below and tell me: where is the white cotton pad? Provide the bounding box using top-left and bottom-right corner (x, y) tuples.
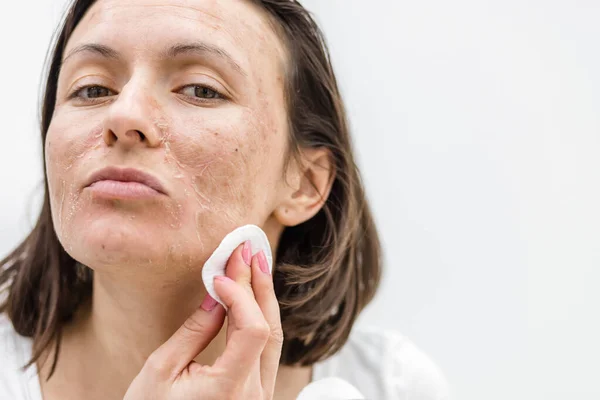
(202, 224), (273, 307)
(296, 377), (365, 400)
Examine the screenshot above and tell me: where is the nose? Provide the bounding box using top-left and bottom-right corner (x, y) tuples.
(103, 81), (163, 149)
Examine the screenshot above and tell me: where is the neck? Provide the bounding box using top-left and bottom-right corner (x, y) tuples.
(39, 268), (225, 399)
(39, 266), (311, 400)
(88, 269), (224, 369)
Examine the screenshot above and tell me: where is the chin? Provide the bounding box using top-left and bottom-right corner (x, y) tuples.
(58, 214), (184, 270)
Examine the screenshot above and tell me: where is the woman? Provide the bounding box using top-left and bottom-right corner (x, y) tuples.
(0, 0), (449, 399)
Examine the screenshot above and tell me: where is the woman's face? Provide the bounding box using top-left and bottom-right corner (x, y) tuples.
(45, 0), (290, 275)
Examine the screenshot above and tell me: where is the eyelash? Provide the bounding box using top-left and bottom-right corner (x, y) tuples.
(67, 84), (227, 104)
(178, 84), (227, 102)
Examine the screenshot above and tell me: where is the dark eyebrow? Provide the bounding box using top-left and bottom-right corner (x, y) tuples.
(163, 42), (246, 77)
(61, 42), (246, 77)
(62, 43), (120, 65)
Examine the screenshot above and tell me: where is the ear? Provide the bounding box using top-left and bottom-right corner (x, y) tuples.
(274, 147), (335, 227)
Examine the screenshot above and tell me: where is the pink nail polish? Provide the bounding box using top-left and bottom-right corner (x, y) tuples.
(242, 240), (252, 266)
(257, 250), (270, 275)
(200, 294), (218, 312)
(215, 275), (233, 283)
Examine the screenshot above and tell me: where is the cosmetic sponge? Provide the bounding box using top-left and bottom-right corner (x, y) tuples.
(202, 224), (273, 307)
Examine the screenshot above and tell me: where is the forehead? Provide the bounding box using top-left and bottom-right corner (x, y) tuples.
(66, 0), (286, 76)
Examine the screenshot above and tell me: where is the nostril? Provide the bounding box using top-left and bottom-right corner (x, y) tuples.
(121, 130), (145, 142)
(106, 129), (147, 144)
(108, 131), (118, 143)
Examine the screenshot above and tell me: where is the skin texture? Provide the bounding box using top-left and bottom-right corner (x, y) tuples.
(46, 0), (289, 275)
(38, 0), (335, 399)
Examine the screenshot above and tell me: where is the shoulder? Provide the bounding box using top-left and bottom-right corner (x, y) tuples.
(314, 326), (450, 400)
(0, 312), (21, 361)
(0, 312), (38, 399)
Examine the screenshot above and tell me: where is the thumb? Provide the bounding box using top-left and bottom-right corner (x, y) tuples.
(145, 294), (226, 380)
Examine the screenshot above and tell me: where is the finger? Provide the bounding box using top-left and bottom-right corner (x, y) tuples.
(212, 275), (270, 382)
(251, 251), (284, 393)
(147, 294), (225, 381)
(225, 241), (253, 292)
(248, 358), (263, 397)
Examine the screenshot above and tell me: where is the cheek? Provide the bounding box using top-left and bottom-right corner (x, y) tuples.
(45, 117), (104, 238)
(165, 110), (278, 223)
(46, 118), (103, 173)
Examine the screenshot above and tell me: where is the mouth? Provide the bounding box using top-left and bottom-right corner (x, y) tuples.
(85, 166), (167, 200)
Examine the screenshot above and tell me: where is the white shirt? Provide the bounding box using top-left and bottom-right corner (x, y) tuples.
(0, 313), (450, 399)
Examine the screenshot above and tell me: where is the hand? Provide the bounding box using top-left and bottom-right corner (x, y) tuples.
(123, 242), (284, 400)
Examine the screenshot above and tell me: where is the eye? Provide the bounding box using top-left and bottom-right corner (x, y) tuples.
(180, 85), (224, 100)
(70, 85), (116, 101)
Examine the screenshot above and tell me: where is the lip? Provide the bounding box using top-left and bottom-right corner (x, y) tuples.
(85, 167), (167, 199)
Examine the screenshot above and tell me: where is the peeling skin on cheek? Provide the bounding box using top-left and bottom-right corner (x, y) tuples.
(46, 123), (105, 251)
(159, 117), (260, 251)
(53, 125), (104, 172)
(151, 91), (285, 258)
(58, 181), (85, 255)
(56, 180), (66, 237)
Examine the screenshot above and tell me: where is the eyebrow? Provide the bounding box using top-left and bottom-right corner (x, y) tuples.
(61, 42), (246, 77)
(62, 43), (119, 64)
(164, 43), (246, 77)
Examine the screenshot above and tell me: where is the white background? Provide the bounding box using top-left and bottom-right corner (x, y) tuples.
(1, 1), (599, 399)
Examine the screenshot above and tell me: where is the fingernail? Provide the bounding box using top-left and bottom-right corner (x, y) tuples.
(215, 275), (233, 283)
(257, 250), (270, 275)
(242, 240), (252, 266)
(200, 294), (218, 312)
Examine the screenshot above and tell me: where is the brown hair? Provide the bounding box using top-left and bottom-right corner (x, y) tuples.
(0, 0), (382, 378)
